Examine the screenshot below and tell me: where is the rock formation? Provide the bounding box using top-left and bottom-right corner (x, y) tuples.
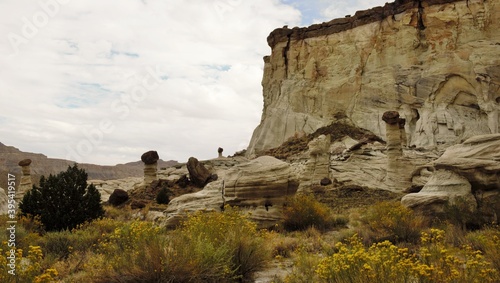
(382, 111), (411, 189)
(402, 169), (476, 215)
(17, 159), (32, 201)
(0, 187), (7, 215)
(218, 147), (224, 158)
(247, 0), (500, 157)
(299, 134), (331, 192)
(186, 157), (211, 187)
(141, 151), (159, 186)
(431, 133), (500, 190)
(403, 134), (500, 219)
(382, 111), (403, 157)
(164, 156), (299, 228)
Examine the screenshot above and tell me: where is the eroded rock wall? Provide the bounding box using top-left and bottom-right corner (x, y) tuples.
(248, 0), (500, 156)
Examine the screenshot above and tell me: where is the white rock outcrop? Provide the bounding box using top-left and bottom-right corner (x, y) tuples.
(403, 133), (500, 217)
(247, 0), (500, 156)
(164, 156), (299, 228)
(401, 170), (476, 214)
(299, 134), (331, 192)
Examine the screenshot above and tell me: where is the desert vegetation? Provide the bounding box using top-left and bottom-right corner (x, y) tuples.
(1, 168), (499, 282)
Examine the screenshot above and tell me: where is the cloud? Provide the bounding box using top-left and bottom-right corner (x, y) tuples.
(0, 0), (389, 165)
(0, 0), (301, 165)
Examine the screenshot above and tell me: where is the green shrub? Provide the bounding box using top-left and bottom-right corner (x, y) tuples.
(78, 207), (269, 282)
(284, 248), (322, 283)
(156, 187), (171, 204)
(359, 201), (426, 244)
(467, 227), (500, 272)
(173, 207), (271, 282)
(86, 221), (167, 282)
(38, 231), (74, 260)
(283, 194), (345, 231)
(19, 165), (104, 231)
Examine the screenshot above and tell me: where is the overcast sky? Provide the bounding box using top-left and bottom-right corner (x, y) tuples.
(0, 0), (388, 165)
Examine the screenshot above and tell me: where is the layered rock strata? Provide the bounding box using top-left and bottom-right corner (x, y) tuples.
(248, 0), (500, 156)
(0, 187), (7, 215)
(383, 111), (411, 188)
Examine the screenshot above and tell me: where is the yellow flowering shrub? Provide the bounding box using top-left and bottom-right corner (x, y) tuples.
(283, 194), (347, 231)
(297, 229), (500, 283)
(173, 206), (271, 281)
(467, 227), (500, 272)
(0, 245), (58, 282)
(315, 234), (416, 282)
(79, 208), (270, 283)
(78, 220), (168, 282)
(359, 201), (425, 244)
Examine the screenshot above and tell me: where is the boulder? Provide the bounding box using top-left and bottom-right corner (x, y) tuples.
(382, 111), (400, 125)
(187, 157), (211, 187)
(141, 151), (159, 165)
(320, 177), (332, 186)
(108, 189), (129, 206)
(18, 159), (32, 166)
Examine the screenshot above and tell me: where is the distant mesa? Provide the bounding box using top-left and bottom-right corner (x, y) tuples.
(141, 150), (159, 165)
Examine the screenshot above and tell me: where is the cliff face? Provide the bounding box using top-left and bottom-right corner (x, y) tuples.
(247, 0), (500, 156)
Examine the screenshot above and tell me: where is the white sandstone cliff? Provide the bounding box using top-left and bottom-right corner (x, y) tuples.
(248, 0), (500, 156)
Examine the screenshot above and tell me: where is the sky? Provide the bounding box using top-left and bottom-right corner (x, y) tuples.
(0, 0), (389, 165)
